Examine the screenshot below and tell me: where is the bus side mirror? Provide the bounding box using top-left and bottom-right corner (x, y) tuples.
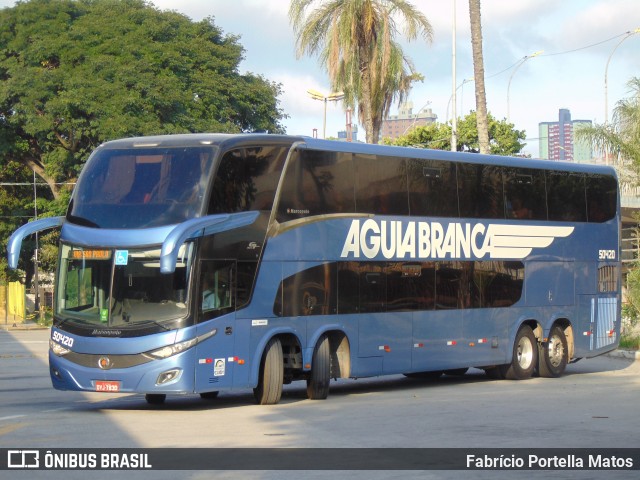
(7, 216), (65, 269)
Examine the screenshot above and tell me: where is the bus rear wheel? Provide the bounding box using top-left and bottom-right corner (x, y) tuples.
(504, 325), (538, 380)
(307, 334), (331, 400)
(254, 337), (284, 405)
(538, 326), (568, 378)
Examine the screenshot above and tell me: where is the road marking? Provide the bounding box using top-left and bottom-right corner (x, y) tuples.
(0, 415), (27, 422)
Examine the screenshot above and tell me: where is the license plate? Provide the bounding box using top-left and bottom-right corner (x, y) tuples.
(95, 380), (121, 392)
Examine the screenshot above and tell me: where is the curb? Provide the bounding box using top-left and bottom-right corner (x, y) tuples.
(606, 349), (640, 361)
(0, 322), (50, 331)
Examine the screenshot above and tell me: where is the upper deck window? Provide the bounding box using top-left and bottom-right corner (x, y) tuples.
(68, 146), (215, 228)
(208, 146), (289, 214)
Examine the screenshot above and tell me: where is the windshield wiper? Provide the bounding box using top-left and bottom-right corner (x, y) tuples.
(66, 215), (100, 228)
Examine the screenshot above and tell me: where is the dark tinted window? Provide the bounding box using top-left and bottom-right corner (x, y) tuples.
(387, 263), (436, 311)
(273, 263), (337, 316)
(69, 147), (214, 228)
(547, 171), (587, 222)
(457, 164), (504, 219)
(586, 173), (617, 222)
(355, 154), (408, 215)
(503, 168), (547, 220)
(471, 261), (524, 308)
(337, 262), (361, 314)
(276, 150), (355, 222)
(407, 159), (458, 217)
(209, 146), (288, 214)
(274, 260), (523, 316)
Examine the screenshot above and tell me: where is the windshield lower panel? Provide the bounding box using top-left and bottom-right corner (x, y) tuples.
(56, 244), (193, 333)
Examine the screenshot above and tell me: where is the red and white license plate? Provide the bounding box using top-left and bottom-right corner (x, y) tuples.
(95, 380), (121, 392)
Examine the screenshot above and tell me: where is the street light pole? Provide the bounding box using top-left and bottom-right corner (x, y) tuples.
(451, 0), (457, 152)
(32, 169), (40, 314)
(604, 28), (640, 125)
(507, 50), (543, 123)
(307, 89), (345, 139)
(446, 79), (473, 125)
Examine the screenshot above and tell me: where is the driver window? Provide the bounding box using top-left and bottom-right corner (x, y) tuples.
(199, 261), (235, 320)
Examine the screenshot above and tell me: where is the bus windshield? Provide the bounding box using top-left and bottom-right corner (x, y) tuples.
(67, 146), (216, 228)
(56, 244), (192, 329)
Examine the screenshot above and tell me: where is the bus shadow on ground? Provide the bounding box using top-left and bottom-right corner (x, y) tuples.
(91, 356), (636, 412)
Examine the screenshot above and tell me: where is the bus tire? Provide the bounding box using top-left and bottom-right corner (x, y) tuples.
(444, 368), (469, 376)
(253, 337), (284, 405)
(538, 325), (568, 378)
(200, 391), (219, 400)
(404, 371), (443, 379)
(484, 366), (506, 379)
(307, 334), (331, 400)
(145, 394), (166, 405)
(504, 325), (537, 380)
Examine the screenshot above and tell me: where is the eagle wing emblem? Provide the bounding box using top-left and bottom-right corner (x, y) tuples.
(485, 224), (575, 259)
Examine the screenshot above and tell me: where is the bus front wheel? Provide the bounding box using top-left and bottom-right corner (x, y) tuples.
(504, 325), (538, 380)
(307, 334), (331, 400)
(538, 326), (568, 378)
(254, 337), (284, 405)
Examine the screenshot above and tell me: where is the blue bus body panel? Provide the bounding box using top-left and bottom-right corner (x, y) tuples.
(50, 349), (196, 393)
(60, 222), (175, 248)
(52, 326), (178, 355)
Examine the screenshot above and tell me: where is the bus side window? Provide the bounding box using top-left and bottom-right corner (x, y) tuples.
(586, 173), (617, 223)
(503, 168), (547, 221)
(355, 154), (408, 216)
(408, 159), (458, 217)
(547, 171), (587, 222)
(199, 261), (235, 320)
(457, 164), (504, 219)
(276, 150), (355, 222)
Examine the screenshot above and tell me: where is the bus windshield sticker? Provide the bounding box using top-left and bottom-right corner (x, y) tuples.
(115, 250), (129, 265)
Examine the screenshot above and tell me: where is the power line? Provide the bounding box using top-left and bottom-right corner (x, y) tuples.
(0, 182), (76, 186)
(539, 31), (632, 57)
(486, 30), (633, 79)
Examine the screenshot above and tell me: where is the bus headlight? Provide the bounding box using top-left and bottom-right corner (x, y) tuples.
(147, 338), (197, 359)
(145, 329), (217, 360)
(50, 339), (71, 356)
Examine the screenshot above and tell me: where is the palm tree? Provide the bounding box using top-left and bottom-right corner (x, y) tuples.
(468, 0), (490, 154)
(289, 0), (433, 144)
(575, 77), (640, 167)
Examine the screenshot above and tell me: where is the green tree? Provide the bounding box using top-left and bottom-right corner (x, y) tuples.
(290, 0), (433, 144)
(0, 0), (286, 201)
(575, 77), (640, 167)
(384, 111), (526, 155)
(0, 0), (287, 280)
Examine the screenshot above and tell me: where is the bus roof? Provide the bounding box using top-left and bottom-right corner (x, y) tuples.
(98, 133), (616, 177)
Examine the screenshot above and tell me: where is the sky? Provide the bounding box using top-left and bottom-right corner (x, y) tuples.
(1, 0), (640, 157)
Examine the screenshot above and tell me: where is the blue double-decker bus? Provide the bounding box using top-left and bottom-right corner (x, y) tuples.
(8, 134), (621, 404)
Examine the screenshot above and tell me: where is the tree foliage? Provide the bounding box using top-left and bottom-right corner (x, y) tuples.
(0, 0), (287, 280)
(290, 0), (433, 144)
(0, 0), (286, 195)
(384, 111), (526, 155)
(575, 76), (640, 169)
